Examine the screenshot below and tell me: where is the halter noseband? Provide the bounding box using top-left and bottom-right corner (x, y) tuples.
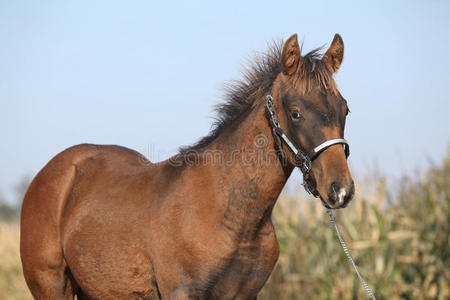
(265, 94), (350, 194)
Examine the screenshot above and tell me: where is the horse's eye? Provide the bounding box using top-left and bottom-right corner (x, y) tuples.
(290, 110), (302, 120)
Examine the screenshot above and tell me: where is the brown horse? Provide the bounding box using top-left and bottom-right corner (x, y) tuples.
(20, 33), (354, 299)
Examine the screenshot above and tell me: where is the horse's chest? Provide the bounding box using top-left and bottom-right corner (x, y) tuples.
(208, 232), (280, 299)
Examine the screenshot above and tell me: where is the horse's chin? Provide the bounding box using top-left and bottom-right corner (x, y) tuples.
(304, 182), (336, 209)
(303, 183), (335, 209)
(317, 193), (347, 210)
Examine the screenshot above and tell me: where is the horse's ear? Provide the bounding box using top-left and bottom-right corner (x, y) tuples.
(282, 34), (301, 76)
(323, 34), (344, 73)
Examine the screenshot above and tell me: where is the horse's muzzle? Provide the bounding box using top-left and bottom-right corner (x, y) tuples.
(326, 180), (355, 209)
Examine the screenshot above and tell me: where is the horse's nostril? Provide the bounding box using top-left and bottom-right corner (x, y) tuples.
(330, 181), (338, 192)
(328, 181), (339, 204)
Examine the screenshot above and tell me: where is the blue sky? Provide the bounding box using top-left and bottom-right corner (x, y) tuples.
(1, 1), (449, 202)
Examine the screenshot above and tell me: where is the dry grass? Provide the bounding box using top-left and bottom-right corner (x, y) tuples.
(1, 154), (448, 299)
(0, 222), (31, 299)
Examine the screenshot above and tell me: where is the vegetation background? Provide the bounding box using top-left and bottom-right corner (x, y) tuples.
(1, 151), (448, 299)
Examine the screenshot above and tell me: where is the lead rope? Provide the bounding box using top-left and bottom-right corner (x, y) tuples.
(326, 208), (377, 300)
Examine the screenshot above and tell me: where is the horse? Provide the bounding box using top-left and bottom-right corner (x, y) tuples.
(20, 33), (354, 299)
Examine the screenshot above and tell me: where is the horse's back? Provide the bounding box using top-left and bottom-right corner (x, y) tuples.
(20, 143), (158, 299)
(21, 143), (152, 235)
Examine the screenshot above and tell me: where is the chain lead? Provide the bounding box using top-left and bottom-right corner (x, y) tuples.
(326, 209), (377, 300)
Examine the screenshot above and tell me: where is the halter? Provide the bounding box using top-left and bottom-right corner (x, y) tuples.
(265, 94), (350, 194)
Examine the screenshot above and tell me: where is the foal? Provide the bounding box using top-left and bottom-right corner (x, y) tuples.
(21, 33), (353, 299)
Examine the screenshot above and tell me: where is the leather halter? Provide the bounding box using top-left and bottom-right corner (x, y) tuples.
(265, 94), (350, 194)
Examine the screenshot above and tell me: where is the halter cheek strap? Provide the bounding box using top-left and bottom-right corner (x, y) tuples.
(265, 95), (350, 193)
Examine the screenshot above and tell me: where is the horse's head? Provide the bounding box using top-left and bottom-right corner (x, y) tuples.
(272, 33), (354, 209)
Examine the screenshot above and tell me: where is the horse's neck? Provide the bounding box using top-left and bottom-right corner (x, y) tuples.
(211, 97), (294, 237)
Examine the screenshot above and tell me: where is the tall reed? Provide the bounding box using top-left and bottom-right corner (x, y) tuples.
(260, 154), (449, 299)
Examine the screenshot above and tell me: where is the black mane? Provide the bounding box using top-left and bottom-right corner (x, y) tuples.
(180, 40), (337, 152)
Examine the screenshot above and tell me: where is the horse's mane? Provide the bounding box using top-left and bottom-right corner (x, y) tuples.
(180, 40), (337, 152)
